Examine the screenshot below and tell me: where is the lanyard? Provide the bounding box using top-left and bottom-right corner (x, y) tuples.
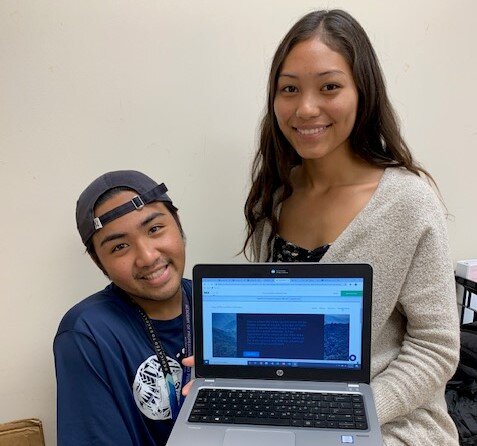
(132, 286), (192, 420)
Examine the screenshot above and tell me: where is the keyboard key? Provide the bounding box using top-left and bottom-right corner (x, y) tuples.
(338, 421), (356, 429)
(235, 417), (290, 426)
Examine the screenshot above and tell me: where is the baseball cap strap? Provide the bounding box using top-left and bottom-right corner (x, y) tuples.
(93, 183), (173, 230)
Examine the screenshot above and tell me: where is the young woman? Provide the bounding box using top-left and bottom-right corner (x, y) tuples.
(243, 10), (460, 445)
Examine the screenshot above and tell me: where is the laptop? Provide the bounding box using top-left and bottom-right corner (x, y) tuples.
(167, 263), (382, 446)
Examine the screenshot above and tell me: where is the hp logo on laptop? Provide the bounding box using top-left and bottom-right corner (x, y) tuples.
(276, 369), (284, 377)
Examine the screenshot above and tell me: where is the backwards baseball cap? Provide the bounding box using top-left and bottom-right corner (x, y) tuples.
(76, 170), (176, 246)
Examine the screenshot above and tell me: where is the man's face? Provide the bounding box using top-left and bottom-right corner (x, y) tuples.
(92, 191), (186, 316)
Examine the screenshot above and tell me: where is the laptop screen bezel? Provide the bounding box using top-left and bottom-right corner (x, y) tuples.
(192, 263), (372, 384)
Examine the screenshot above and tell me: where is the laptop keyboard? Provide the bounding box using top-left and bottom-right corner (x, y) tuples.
(188, 388), (368, 430)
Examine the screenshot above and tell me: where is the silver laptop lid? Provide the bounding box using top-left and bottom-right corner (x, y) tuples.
(193, 263), (372, 384)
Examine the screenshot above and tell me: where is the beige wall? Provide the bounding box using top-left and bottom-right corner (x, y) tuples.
(1, 1), (476, 444)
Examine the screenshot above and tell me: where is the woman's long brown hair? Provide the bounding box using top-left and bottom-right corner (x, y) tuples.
(243, 9), (435, 260)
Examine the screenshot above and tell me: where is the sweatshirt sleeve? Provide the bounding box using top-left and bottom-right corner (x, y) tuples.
(54, 330), (135, 446)
(370, 206), (460, 425)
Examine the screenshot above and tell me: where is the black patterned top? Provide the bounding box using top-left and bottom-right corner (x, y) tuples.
(272, 234), (330, 262)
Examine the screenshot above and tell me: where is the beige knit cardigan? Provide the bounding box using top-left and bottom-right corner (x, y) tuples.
(251, 167), (460, 445)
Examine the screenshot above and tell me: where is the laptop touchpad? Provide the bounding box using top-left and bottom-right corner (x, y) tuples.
(223, 428), (295, 446)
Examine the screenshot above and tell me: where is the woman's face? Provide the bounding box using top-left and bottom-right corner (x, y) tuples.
(273, 37), (358, 161)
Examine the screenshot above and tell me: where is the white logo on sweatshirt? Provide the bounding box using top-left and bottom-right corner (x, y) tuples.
(133, 355), (182, 420)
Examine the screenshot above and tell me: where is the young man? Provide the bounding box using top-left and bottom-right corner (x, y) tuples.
(54, 170), (193, 446)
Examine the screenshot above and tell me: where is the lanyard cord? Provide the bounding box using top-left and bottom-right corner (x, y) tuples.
(181, 291), (193, 384)
(132, 286), (192, 420)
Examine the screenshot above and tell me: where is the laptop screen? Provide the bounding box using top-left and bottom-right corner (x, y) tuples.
(193, 263), (372, 383)
(201, 277), (363, 371)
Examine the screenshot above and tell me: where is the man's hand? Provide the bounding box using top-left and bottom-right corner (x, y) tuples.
(181, 356), (195, 396)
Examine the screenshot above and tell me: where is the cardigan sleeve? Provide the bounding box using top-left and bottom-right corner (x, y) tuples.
(370, 209), (460, 425)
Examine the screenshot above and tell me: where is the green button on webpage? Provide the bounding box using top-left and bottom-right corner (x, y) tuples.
(341, 290), (363, 296)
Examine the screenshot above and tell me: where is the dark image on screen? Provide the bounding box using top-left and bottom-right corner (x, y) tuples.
(237, 313), (324, 360)
(324, 314), (350, 360)
(212, 312), (351, 361)
(212, 313), (237, 357)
